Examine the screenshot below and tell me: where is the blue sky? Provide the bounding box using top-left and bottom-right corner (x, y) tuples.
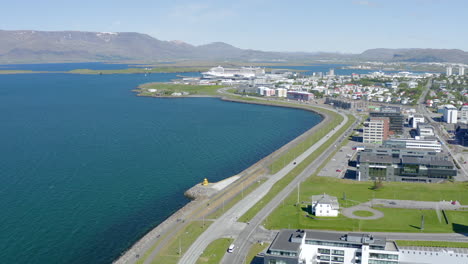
(1, 0), (466, 53)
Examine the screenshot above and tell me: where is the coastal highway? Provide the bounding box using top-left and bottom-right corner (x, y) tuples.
(179, 91), (355, 264)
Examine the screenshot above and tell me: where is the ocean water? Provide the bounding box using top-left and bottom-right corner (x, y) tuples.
(0, 72), (322, 264)
(0, 62), (142, 71)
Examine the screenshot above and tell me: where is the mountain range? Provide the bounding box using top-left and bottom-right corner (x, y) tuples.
(1, 30), (467, 63)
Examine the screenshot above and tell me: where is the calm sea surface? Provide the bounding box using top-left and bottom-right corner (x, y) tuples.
(0, 71), (321, 264)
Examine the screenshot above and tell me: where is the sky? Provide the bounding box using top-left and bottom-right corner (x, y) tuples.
(1, 0), (467, 53)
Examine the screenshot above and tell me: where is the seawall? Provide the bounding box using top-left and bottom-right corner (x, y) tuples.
(114, 95), (334, 264)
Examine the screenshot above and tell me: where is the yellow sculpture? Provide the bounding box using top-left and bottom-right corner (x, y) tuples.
(202, 178), (209, 186)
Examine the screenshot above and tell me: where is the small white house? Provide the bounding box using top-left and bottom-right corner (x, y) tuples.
(311, 194), (339, 217)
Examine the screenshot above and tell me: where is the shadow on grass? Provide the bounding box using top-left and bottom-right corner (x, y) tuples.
(249, 256), (264, 264)
(409, 225), (421, 230)
(453, 223), (468, 235)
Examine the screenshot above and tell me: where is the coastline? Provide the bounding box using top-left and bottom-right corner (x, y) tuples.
(114, 93), (333, 264)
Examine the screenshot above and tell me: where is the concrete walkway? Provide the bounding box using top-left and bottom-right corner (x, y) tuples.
(342, 205), (384, 220)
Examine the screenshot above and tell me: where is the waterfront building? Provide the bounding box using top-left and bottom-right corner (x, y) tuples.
(202, 66), (265, 78)
(446, 66), (453, 76)
(416, 123), (435, 138)
(382, 138), (441, 152)
(357, 147), (457, 182)
(287, 91), (314, 101)
(276, 88), (287, 98)
(363, 117), (389, 144)
(369, 106), (404, 134)
(264, 230), (468, 264)
(328, 68), (335, 77)
(311, 194), (339, 217)
(443, 105), (458, 124)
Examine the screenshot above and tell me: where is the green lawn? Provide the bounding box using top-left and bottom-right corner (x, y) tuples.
(238, 114), (355, 223)
(196, 238), (233, 264)
(246, 243), (270, 264)
(353, 210), (375, 217)
(396, 240), (468, 248)
(136, 83), (223, 96)
(152, 221), (212, 264)
(263, 177), (468, 233)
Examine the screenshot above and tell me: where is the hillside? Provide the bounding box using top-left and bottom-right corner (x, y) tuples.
(0, 30), (467, 63)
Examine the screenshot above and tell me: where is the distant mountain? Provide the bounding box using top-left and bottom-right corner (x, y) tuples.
(358, 48), (468, 63)
(0, 30), (467, 63)
(0, 30), (304, 63)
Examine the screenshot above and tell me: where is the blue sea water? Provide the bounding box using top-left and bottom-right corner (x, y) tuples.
(0, 71), (321, 264)
(0, 62), (142, 71)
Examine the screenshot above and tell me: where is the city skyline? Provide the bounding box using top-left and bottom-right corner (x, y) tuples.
(1, 0), (467, 54)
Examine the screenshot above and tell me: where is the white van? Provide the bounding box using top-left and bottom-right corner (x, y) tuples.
(227, 244), (235, 253)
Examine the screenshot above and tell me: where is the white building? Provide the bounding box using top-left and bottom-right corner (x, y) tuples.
(417, 123), (435, 138)
(410, 114), (425, 129)
(264, 230), (468, 264)
(459, 66), (465, 76)
(443, 105), (458, 124)
(383, 138), (442, 152)
(446, 66), (453, 76)
(203, 66), (265, 78)
(459, 105), (468, 123)
(311, 194), (339, 217)
(276, 88), (287, 98)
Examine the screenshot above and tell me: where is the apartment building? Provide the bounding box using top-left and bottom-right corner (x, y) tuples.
(363, 117), (390, 144)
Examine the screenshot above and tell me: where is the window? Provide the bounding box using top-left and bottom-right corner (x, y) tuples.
(318, 248), (331, 254)
(268, 260), (287, 264)
(332, 250), (344, 256)
(369, 253), (398, 260)
(318, 255), (330, 261)
(331, 256), (344, 262)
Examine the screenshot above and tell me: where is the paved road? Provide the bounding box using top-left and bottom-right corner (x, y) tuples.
(222, 109), (354, 264)
(178, 93), (351, 264)
(417, 80), (468, 181)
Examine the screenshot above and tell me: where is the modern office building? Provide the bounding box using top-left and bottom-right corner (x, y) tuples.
(459, 105), (468, 123)
(264, 230), (468, 264)
(456, 124), (468, 147)
(357, 147), (457, 182)
(287, 91), (314, 101)
(443, 105), (458, 124)
(416, 123), (435, 138)
(382, 138), (442, 152)
(363, 117), (390, 144)
(410, 114), (424, 129)
(369, 106), (404, 134)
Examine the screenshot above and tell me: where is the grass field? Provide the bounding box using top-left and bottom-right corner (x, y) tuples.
(136, 83), (223, 96)
(196, 238), (233, 264)
(151, 221), (212, 264)
(264, 177), (468, 233)
(246, 243), (270, 264)
(396, 240), (468, 248)
(238, 114), (355, 223)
